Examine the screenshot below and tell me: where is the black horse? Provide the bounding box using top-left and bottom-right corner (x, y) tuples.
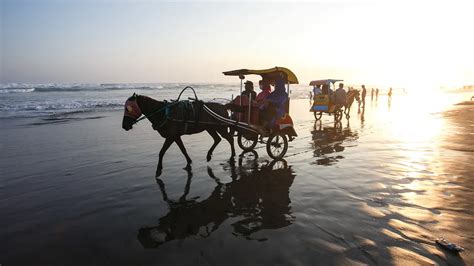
(122, 94), (235, 176)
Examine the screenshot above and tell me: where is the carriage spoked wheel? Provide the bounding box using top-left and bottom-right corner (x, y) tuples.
(268, 159), (288, 170)
(237, 132), (258, 151)
(266, 133), (288, 159)
(314, 111), (322, 121)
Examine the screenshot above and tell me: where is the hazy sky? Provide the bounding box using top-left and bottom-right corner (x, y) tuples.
(1, 0), (473, 88)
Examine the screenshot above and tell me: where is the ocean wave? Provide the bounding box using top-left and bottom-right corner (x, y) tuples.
(0, 84), (167, 93)
(0, 101), (123, 119)
(0, 88), (35, 93)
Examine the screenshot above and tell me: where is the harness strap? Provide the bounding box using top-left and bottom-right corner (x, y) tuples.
(133, 101), (177, 125)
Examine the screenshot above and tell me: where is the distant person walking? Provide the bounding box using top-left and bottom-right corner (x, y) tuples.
(375, 88), (379, 100)
(388, 87), (393, 98)
(360, 85), (367, 108)
(371, 88), (374, 101)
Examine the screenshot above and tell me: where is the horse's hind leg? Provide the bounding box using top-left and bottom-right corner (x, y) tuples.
(157, 138), (174, 177)
(175, 137), (192, 170)
(206, 130), (221, 162)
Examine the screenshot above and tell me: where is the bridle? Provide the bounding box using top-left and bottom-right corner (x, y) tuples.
(124, 98), (142, 121)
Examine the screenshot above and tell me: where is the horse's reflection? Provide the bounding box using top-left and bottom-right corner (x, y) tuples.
(138, 156), (296, 248)
(311, 120), (358, 165)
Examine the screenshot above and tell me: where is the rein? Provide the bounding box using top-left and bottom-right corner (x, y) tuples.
(133, 101), (176, 125)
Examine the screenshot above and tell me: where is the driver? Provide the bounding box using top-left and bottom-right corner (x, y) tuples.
(242, 80), (257, 100)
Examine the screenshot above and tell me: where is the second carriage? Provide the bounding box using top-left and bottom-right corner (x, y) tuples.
(310, 79), (345, 123)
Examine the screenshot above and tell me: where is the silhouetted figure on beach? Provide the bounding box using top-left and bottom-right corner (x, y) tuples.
(375, 88), (379, 100)
(388, 87), (393, 107)
(371, 88), (374, 101)
(360, 85), (367, 108)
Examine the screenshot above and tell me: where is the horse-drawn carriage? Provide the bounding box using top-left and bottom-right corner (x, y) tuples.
(310, 79), (344, 122)
(122, 67), (299, 175)
(223, 66), (298, 159)
(310, 79), (359, 123)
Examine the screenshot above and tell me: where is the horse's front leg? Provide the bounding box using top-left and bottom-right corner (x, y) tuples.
(156, 138), (175, 177)
(206, 130), (221, 161)
(175, 136), (192, 170)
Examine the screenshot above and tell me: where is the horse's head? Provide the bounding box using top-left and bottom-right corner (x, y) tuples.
(122, 93), (142, 131)
(353, 90), (361, 102)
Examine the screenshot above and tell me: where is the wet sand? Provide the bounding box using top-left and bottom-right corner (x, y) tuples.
(1, 94), (473, 265)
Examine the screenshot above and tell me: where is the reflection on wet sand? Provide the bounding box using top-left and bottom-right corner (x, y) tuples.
(311, 121), (358, 165)
(138, 156), (296, 248)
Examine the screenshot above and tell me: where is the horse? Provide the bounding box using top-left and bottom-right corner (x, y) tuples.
(122, 94), (235, 176)
(344, 90), (360, 118)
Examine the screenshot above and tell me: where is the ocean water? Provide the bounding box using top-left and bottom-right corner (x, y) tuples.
(0, 84), (473, 265)
(0, 83), (313, 119)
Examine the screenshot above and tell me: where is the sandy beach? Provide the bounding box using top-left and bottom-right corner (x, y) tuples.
(1, 93), (473, 265)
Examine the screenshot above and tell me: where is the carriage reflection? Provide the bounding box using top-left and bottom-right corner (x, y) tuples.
(311, 121), (358, 165)
(138, 155), (296, 248)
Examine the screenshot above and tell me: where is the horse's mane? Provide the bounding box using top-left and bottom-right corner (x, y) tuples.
(137, 95), (162, 105)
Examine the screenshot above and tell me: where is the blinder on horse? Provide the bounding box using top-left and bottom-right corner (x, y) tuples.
(124, 96), (142, 120)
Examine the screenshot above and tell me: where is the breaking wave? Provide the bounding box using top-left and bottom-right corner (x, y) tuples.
(0, 84), (166, 93)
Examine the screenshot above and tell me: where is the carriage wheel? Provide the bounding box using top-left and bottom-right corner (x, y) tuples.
(268, 159), (288, 170)
(237, 132), (258, 151)
(314, 112), (322, 121)
(266, 133), (288, 159)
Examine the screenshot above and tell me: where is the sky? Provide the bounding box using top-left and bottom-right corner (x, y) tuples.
(1, 0), (473, 89)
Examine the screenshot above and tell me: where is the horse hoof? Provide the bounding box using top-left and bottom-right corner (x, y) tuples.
(184, 165), (192, 171)
(206, 155), (212, 161)
(155, 170), (162, 177)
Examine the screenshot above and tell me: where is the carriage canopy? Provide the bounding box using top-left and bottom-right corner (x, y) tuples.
(309, 79), (343, 86)
(223, 67), (299, 84)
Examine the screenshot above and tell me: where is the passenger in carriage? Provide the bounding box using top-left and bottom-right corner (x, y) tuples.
(313, 84), (322, 96)
(260, 77), (288, 129)
(242, 80), (257, 100)
(322, 83), (334, 95)
(256, 79), (272, 102)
